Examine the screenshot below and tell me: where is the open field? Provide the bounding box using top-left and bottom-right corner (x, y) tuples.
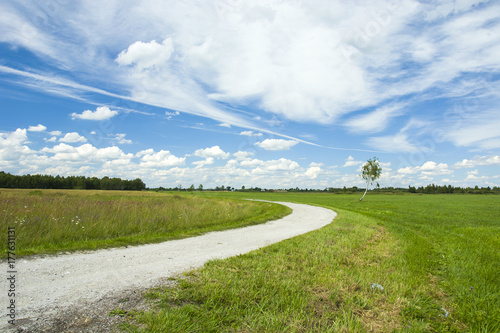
(124, 192), (499, 332)
(0, 189), (290, 257)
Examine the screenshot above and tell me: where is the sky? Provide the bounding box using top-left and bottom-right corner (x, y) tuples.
(1, 0), (499, 189)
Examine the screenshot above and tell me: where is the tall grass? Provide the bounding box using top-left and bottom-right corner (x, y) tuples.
(0, 189), (290, 257)
(124, 192), (499, 332)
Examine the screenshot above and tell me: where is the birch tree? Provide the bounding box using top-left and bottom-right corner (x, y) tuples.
(359, 157), (382, 201)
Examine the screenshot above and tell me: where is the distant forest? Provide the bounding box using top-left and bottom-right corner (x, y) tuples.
(0, 171), (146, 191)
(154, 183), (500, 194)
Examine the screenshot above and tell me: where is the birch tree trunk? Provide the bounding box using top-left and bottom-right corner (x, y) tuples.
(359, 182), (369, 201)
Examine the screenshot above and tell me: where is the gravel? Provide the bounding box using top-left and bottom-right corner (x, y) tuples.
(1, 201), (336, 332)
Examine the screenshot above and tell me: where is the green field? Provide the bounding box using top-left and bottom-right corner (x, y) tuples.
(0, 189), (290, 257)
(1, 190), (498, 331)
(123, 192), (499, 332)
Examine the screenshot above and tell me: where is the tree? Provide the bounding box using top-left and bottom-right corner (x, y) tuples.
(359, 157), (382, 201)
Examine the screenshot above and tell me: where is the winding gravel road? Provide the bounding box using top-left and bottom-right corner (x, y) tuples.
(2, 201), (336, 332)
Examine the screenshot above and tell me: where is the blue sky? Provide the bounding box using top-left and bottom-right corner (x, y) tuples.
(1, 0), (499, 189)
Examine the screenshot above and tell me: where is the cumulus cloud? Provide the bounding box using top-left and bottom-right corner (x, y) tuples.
(0, 129), (31, 165)
(0, 128), (27, 146)
(139, 149), (185, 168)
(255, 139), (298, 151)
(71, 106), (118, 121)
(240, 159), (264, 168)
(343, 156), (363, 167)
(398, 161), (452, 176)
(28, 124), (47, 132)
(194, 146), (230, 159)
(116, 38), (174, 70)
(251, 158), (300, 174)
(59, 132), (87, 143)
(233, 151), (254, 160)
(193, 157), (214, 167)
(454, 155), (500, 168)
(305, 166), (322, 179)
(42, 143), (133, 163)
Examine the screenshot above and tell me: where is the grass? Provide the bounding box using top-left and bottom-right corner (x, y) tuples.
(0, 189), (291, 257)
(121, 192), (499, 332)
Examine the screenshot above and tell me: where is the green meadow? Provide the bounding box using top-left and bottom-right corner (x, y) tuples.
(1, 189), (498, 331)
(123, 192), (499, 332)
(0, 189), (290, 257)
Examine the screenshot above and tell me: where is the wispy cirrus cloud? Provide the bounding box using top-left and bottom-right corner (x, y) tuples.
(344, 103), (408, 134)
(0, 0), (499, 153)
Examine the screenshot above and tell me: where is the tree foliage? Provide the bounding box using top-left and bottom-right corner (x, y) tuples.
(0, 171), (145, 191)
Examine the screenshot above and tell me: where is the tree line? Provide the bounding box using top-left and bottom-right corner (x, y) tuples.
(152, 184), (499, 194)
(407, 184), (499, 194)
(0, 171), (146, 191)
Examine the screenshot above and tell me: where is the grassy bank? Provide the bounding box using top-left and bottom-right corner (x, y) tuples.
(0, 189), (290, 257)
(124, 193), (499, 332)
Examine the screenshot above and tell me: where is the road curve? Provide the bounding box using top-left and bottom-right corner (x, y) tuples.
(3, 201), (336, 329)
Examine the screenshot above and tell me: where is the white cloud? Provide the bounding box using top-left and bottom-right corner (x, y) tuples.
(233, 151), (254, 161)
(194, 146), (230, 159)
(240, 159), (264, 168)
(42, 143), (133, 163)
(240, 131), (263, 137)
(2, 0), (499, 149)
(255, 139), (298, 151)
(367, 133), (423, 153)
(165, 111), (180, 120)
(28, 124), (47, 132)
(454, 155), (500, 168)
(305, 166), (322, 179)
(251, 158), (300, 174)
(113, 133), (132, 144)
(344, 103), (407, 134)
(445, 110), (500, 150)
(0, 128), (27, 147)
(71, 106), (118, 121)
(0, 129), (31, 165)
(59, 132), (87, 143)
(398, 161), (452, 176)
(139, 150), (185, 168)
(116, 38), (174, 70)
(219, 123), (231, 128)
(343, 156), (363, 167)
(193, 157), (214, 167)
(49, 130), (62, 136)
